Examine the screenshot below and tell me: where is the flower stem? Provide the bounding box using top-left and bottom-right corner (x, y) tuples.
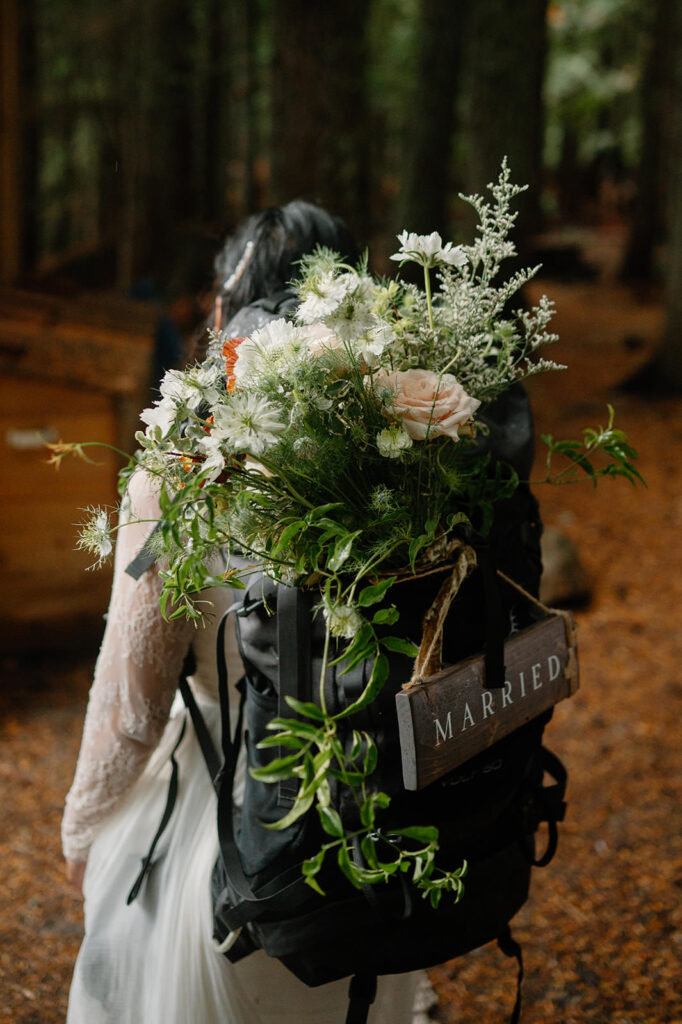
(423, 264), (434, 331)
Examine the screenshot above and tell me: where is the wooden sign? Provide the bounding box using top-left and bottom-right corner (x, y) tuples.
(395, 613), (578, 790)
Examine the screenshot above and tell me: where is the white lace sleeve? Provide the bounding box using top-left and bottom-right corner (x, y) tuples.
(61, 472), (194, 862)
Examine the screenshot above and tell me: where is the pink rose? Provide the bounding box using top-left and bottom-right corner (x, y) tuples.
(376, 369), (480, 441)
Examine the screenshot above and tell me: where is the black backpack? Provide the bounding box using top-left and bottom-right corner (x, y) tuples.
(127, 390), (569, 1024)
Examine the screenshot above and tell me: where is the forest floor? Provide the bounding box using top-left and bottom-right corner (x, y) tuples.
(1, 245), (681, 1023)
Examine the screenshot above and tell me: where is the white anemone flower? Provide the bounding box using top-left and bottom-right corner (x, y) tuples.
(389, 231), (467, 269)
(212, 394), (285, 455)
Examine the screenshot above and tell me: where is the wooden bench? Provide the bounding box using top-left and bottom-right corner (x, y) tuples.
(0, 287), (158, 648)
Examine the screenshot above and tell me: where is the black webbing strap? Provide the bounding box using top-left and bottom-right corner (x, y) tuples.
(124, 524), (163, 581)
(181, 590), (311, 930)
(524, 746), (568, 868)
(127, 716), (187, 904)
(498, 925), (524, 1024)
(129, 601), (242, 906)
(477, 545), (507, 688)
(346, 973), (378, 1024)
(277, 585), (313, 807)
(179, 676), (221, 785)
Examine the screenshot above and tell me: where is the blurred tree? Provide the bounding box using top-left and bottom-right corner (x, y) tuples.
(620, 0), (671, 281)
(270, 0), (370, 235)
(398, 0), (467, 238)
(651, 0), (682, 388)
(462, 0), (548, 248)
(620, 0), (682, 391)
(544, 0), (644, 222)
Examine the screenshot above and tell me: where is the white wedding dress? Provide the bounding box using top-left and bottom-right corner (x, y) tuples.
(63, 472), (420, 1024)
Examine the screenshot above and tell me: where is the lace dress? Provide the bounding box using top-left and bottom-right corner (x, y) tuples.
(63, 472), (419, 1024)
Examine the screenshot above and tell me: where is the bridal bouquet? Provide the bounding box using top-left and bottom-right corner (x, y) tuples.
(62, 163), (641, 902)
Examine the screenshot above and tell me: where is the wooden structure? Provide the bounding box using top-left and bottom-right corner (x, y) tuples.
(0, 287), (157, 648)
(395, 613), (579, 790)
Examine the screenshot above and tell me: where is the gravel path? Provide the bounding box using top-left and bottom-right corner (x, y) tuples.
(1, 279), (680, 1024)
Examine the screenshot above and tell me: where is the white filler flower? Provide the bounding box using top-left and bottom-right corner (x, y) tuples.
(324, 601), (364, 639)
(390, 231), (467, 269)
(212, 394), (285, 455)
(297, 272), (353, 324)
(76, 506), (113, 568)
(376, 426), (413, 458)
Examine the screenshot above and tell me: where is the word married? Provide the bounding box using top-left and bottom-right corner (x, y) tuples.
(433, 654), (563, 747)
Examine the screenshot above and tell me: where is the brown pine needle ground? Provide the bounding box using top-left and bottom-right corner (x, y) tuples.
(1, 278), (680, 1024)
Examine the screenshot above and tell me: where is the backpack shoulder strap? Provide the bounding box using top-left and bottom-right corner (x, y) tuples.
(276, 584), (313, 806)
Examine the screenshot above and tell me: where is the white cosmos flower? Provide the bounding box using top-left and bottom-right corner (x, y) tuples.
(389, 230), (467, 269)
(139, 397), (177, 437)
(197, 434), (227, 482)
(297, 272), (353, 324)
(212, 394), (285, 455)
(376, 426), (413, 458)
(233, 318), (303, 383)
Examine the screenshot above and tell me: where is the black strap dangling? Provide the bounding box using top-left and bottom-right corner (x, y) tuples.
(497, 925), (524, 1024)
(346, 973), (378, 1024)
(127, 717), (187, 904)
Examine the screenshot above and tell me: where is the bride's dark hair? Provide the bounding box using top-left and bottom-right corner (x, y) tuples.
(213, 200), (358, 328)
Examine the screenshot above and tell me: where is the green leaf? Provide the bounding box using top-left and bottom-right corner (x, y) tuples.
(331, 623), (373, 669)
(302, 849), (325, 877)
(306, 503), (345, 521)
(284, 696), (326, 720)
(317, 805), (344, 838)
(272, 520), (306, 555)
(328, 530), (362, 572)
(381, 636), (419, 658)
(263, 789), (315, 830)
(357, 576), (396, 607)
(392, 825), (439, 843)
(334, 653), (390, 719)
(372, 605), (400, 626)
(337, 843), (363, 890)
(304, 874), (326, 896)
(249, 751), (302, 783)
(360, 799), (376, 830)
(256, 733), (306, 750)
(265, 717), (321, 737)
(349, 730), (363, 761)
(363, 739), (378, 776)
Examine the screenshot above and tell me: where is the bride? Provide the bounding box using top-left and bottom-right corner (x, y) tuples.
(62, 201), (424, 1024)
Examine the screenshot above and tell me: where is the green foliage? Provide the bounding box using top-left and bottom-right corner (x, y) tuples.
(254, 640), (467, 904)
(539, 405), (645, 488)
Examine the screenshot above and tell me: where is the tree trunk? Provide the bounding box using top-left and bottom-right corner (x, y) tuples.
(222, 0), (257, 226)
(620, 0), (671, 283)
(462, 0), (548, 251)
(653, 0), (682, 386)
(398, 0), (467, 239)
(622, 0), (682, 391)
(271, 0), (371, 236)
